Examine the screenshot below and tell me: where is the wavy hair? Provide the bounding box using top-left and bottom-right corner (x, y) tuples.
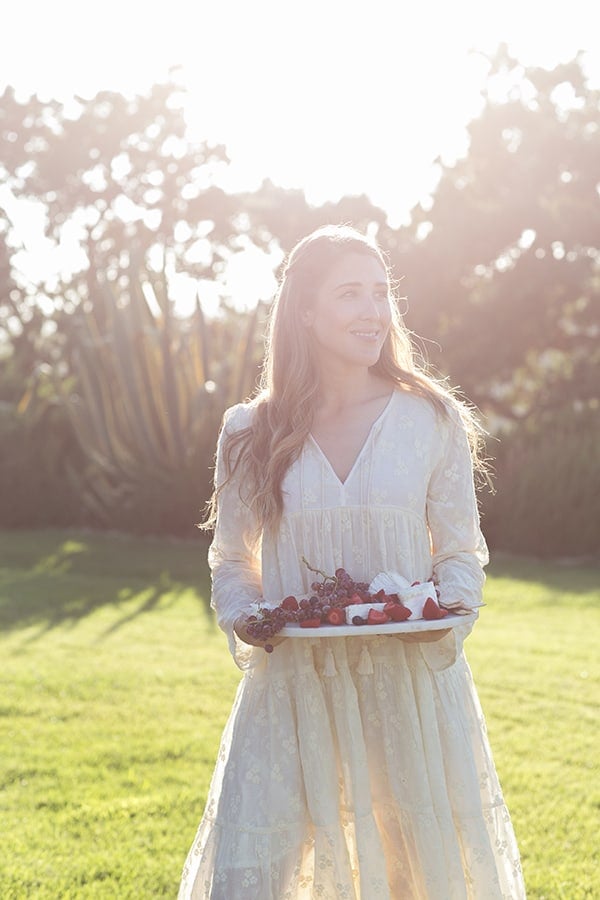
(204, 224), (487, 536)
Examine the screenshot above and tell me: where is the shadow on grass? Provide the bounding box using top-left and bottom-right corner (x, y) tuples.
(2, 529), (598, 636)
(0, 529), (213, 636)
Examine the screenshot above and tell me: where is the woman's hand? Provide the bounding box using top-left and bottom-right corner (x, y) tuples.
(396, 628), (451, 643)
(233, 614), (288, 649)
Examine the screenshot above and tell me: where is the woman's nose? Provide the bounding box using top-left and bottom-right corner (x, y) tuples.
(359, 294), (382, 318)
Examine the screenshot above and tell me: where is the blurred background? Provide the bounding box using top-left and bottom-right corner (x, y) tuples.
(1, 0), (598, 558)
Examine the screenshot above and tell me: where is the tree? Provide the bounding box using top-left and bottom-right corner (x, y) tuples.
(0, 79), (249, 412)
(54, 267), (266, 534)
(238, 179), (389, 258)
(378, 47), (600, 425)
(0, 80), (267, 533)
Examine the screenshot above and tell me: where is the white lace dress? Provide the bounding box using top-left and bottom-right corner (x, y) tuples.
(179, 391), (526, 899)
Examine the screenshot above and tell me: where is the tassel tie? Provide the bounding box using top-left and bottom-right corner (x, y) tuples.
(357, 644), (374, 675)
(322, 646), (338, 677)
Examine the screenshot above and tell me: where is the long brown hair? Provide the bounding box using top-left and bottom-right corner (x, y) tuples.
(204, 224), (486, 535)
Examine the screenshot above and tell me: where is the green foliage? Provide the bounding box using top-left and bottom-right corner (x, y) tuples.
(0, 531), (598, 898)
(0, 81), (234, 287)
(0, 403), (86, 530)
(58, 269), (266, 535)
(482, 408), (600, 557)
(379, 48), (600, 423)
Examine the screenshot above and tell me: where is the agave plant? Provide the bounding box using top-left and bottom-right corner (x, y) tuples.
(61, 266), (267, 532)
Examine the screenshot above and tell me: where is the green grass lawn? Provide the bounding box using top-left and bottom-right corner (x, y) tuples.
(0, 530), (598, 899)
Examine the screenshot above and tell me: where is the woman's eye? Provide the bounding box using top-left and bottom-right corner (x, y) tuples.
(338, 288), (388, 300)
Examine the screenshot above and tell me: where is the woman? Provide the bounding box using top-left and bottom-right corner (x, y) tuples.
(179, 225), (525, 898)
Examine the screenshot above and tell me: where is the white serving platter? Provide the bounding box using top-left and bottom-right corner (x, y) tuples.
(282, 610), (479, 638)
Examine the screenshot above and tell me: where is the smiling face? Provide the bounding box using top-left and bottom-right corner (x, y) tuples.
(302, 251), (392, 376)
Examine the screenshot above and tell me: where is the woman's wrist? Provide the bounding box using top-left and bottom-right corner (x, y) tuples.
(233, 611), (286, 650)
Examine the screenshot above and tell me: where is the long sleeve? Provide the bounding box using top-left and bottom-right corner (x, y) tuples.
(207, 403), (263, 670)
(422, 408), (489, 669)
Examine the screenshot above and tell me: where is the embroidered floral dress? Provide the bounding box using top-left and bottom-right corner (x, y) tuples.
(179, 390), (526, 899)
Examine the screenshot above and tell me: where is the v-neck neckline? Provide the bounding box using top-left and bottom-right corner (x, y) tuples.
(308, 390), (396, 487)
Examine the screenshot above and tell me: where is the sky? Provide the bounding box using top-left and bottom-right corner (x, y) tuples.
(1, 0), (599, 306)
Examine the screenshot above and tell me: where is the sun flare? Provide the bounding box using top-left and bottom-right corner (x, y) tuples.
(1, 0), (598, 301)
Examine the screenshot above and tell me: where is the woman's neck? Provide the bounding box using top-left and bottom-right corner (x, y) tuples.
(315, 370), (391, 416)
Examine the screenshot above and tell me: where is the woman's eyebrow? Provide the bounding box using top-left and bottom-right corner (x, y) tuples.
(334, 280), (387, 290)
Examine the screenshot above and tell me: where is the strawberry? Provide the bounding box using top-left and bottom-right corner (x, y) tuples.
(374, 589), (387, 601)
(281, 595), (299, 611)
(367, 608), (391, 625)
(422, 597), (449, 620)
(300, 617), (322, 628)
(326, 607), (345, 626)
(347, 592), (364, 605)
(384, 602), (412, 621)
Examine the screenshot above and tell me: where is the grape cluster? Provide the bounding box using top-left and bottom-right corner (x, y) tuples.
(309, 567), (370, 607)
(244, 606), (291, 653)
(244, 564), (371, 652)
